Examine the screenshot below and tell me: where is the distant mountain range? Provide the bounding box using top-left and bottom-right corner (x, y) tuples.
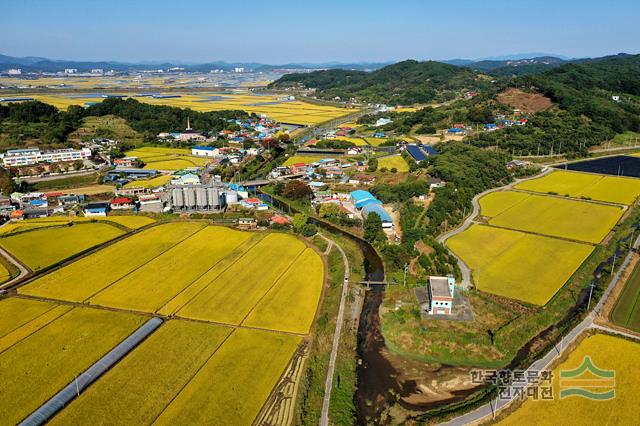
(1, 52), (634, 77)
(0, 54), (392, 73)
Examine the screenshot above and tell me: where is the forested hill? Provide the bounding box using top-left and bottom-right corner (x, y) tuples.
(269, 60), (489, 104)
(527, 54), (640, 132)
(468, 54), (640, 155)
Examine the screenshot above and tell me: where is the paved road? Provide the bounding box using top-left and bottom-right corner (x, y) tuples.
(436, 167), (552, 287)
(17, 169), (98, 184)
(441, 229), (640, 425)
(0, 222), (31, 290)
(318, 233), (350, 426)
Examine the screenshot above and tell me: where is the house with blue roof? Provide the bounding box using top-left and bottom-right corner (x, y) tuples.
(362, 203), (393, 228)
(350, 190), (377, 209)
(192, 146), (219, 157)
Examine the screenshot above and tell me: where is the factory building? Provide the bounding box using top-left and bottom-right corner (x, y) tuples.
(170, 184), (232, 212)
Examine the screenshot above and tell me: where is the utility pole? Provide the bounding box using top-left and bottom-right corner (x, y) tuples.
(611, 252), (617, 275)
(587, 280), (596, 311)
(403, 263), (408, 287)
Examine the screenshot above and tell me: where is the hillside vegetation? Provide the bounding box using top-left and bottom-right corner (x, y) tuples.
(270, 60), (491, 104)
(0, 98), (247, 149)
(318, 54), (640, 155)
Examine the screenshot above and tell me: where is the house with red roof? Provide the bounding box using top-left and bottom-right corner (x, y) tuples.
(110, 197), (133, 210)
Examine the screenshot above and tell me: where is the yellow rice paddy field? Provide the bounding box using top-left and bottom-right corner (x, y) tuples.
(122, 174), (172, 188)
(47, 184), (116, 195)
(50, 320), (233, 425)
(153, 328), (300, 426)
(2, 91), (353, 126)
(447, 170), (638, 304)
(0, 304), (144, 426)
(9, 221), (325, 424)
(20, 221), (205, 301)
(125, 146), (212, 170)
(378, 155), (410, 172)
(498, 333), (640, 425)
(2, 215), (155, 231)
(447, 225), (593, 305)
(282, 154), (332, 167)
(479, 191), (624, 244)
(332, 137), (369, 146)
(20, 223), (324, 333)
(515, 170), (640, 205)
(0, 222), (125, 270)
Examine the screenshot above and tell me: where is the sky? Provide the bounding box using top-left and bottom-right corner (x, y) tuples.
(1, 0), (639, 64)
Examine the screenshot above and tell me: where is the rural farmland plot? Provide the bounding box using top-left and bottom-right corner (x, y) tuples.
(0, 222), (125, 270)
(20, 221), (206, 301)
(611, 262), (640, 332)
(480, 191), (624, 244)
(49, 321), (233, 425)
(447, 224), (593, 305)
(498, 334), (640, 425)
(515, 170), (640, 205)
(0, 306), (145, 426)
(448, 170), (638, 305)
(11, 222), (325, 425)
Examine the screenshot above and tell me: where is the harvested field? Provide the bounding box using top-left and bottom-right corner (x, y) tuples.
(153, 328), (300, 426)
(0, 222), (125, 270)
(480, 191), (624, 244)
(447, 225), (593, 305)
(50, 320), (232, 425)
(515, 170), (640, 205)
(498, 334), (640, 425)
(0, 307), (144, 426)
(496, 88), (553, 113)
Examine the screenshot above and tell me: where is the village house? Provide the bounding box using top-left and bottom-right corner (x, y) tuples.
(192, 146), (219, 157)
(84, 202), (109, 217)
(113, 157), (139, 168)
(348, 174), (376, 186)
(110, 197), (133, 210)
(238, 217), (258, 229)
(426, 275), (456, 315)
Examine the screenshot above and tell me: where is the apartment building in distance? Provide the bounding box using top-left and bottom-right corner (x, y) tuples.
(1, 148), (92, 167)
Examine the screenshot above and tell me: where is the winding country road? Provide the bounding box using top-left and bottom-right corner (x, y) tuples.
(318, 233), (350, 426)
(436, 167), (553, 287)
(440, 221), (640, 425)
(0, 221), (31, 290)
